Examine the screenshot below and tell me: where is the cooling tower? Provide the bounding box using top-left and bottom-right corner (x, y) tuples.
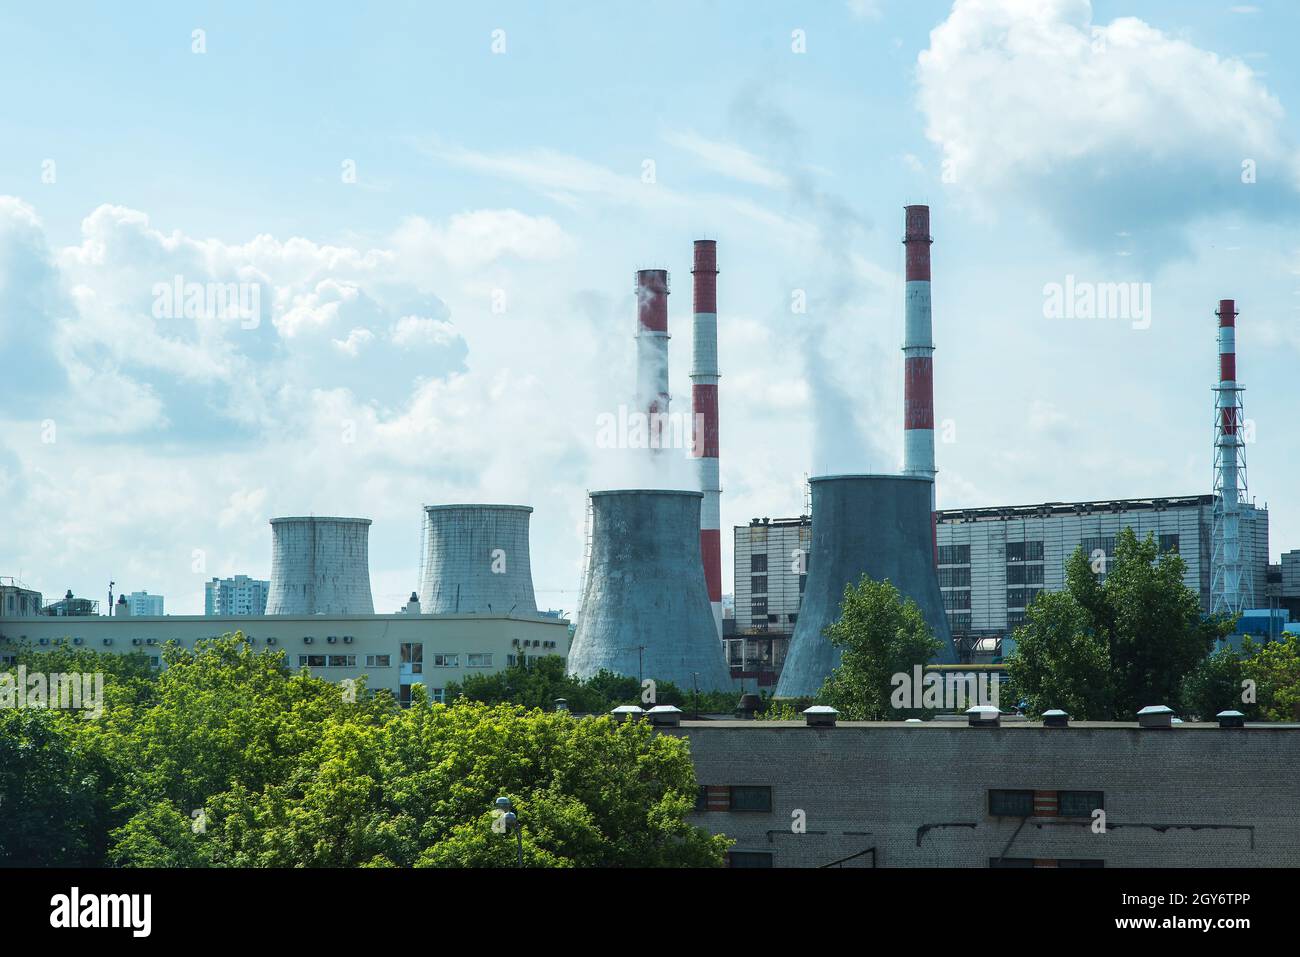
(568, 489), (731, 691)
(266, 516), (374, 615)
(418, 504), (538, 615)
(775, 475), (957, 698)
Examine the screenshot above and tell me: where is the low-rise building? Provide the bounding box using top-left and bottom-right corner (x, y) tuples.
(672, 713), (1300, 867)
(0, 610), (569, 703)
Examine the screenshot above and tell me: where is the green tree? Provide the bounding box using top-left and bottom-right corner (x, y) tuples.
(1241, 633), (1300, 722)
(816, 575), (943, 720)
(1179, 645), (1249, 722)
(1002, 588), (1112, 719)
(1005, 529), (1228, 719)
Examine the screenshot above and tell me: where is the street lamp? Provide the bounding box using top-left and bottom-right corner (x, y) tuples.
(494, 796), (523, 868)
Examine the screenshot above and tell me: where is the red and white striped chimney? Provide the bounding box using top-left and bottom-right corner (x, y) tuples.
(691, 240), (722, 636)
(635, 269), (670, 450)
(902, 205), (936, 509)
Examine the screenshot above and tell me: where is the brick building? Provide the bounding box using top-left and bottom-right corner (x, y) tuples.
(672, 714), (1300, 867)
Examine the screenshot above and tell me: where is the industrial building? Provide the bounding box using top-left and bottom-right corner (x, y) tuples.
(729, 516), (810, 684)
(670, 709), (1300, 867)
(205, 575), (270, 616)
(0, 608), (569, 702)
(935, 495), (1269, 647)
(734, 494), (1271, 667)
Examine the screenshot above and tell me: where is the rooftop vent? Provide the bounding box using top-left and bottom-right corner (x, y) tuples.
(802, 705), (839, 728)
(1137, 704), (1174, 729)
(646, 705), (683, 727)
(1217, 709), (1246, 729)
(553, 698), (568, 712)
(1042, 709), (1070, 728)
(966, 705), (1000, 727)
(735, 692), (761, 719)
(609, 705), (644, 721)
(904, 718), (923, 723)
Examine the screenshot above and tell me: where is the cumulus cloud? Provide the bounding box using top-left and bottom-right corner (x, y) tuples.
(917, 0), (1300, 262)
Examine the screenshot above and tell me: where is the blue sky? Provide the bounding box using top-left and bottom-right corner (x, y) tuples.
(2, 0), (1298, 614)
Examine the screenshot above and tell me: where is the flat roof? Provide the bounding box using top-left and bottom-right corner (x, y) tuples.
(935, 494), (1220, 522)
(673, 720), (1300, 731)
(0, 612), (570, 624)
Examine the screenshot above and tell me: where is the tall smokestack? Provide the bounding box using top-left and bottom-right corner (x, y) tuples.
(1212, 298), (1252, 614)
(902, 206), (936, 508)
(691, 240), (722, 636)
(635, 269), (670, 451)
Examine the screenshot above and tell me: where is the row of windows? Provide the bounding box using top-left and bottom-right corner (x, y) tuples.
(988, 789), (1104, 818)
(1006, 564), (1045, 585)
(1006, 588), (1043, 608)
(939, 533), (1181, 569)
(695, 785), (773, 813)
(938, 544), (971, 566)
(1006, 541), (1045, 563)
(938, 566), (971, 587)
(942, 591), (971, 611)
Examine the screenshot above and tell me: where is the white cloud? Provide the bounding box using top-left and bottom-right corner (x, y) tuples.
(917, 0), (1300, 261)
(392, 209), (572, 271)
(664, 130), (790, 189)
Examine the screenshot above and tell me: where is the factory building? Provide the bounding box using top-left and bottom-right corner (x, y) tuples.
(671, 711), (1300, 867)
(205, 575), (270, 616)
(732, 495), (1271, 669)
(935, 496), (1269, 652)
(730, 517), (810, 684)
(1268, 549), (1300, 620)
(0, 609), (569, 702)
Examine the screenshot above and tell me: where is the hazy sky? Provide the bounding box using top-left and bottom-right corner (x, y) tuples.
(2, 0), (1298, 615)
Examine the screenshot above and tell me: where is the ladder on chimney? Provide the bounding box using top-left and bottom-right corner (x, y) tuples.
(576, 491), (593, 615)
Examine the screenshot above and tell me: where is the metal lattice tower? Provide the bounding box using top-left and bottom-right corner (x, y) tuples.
(1211, 299), (1253, 616)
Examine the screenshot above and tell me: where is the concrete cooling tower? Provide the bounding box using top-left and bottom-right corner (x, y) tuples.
(775, 475), (957, 698)
(567, 489), (731, 691)
(418, 504), (538, 615)
(266, 516), (374, 615)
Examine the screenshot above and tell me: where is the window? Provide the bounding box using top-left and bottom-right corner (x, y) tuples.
(1006, 541), (1044, 562)
(432, 653), (459, 668)
(1007, 612), (1027, 628)
(729, 786), (773, 812)
(1159, 534), (1180, 554)
(695, 786), (709, 812)
(939, 566), (971, 587)
(429, 687), (446, 703)
(938, 544), (971, 565)
(750, 575), (767, 594)
(943, 590), (971, 610)
(947, 613), (972, 631)
(988, 790), (1034, 817)
(1006, 588), (1042, 608)
(728, 851), (774, 868)
(466, 653), (493, 668)
(327, 654), (356, 667)
(366, 654), (391, 667)
(989, 857), (1035, 868)
(1006, 564), (1044, 585)
(750, 598), (767, 617)
(299, 654), (327, 667)
(798, 573), (807, 595)
(751, 554), (768, 573)
(400, 642), (423, 674)
(1059, 790), (1104, 818)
